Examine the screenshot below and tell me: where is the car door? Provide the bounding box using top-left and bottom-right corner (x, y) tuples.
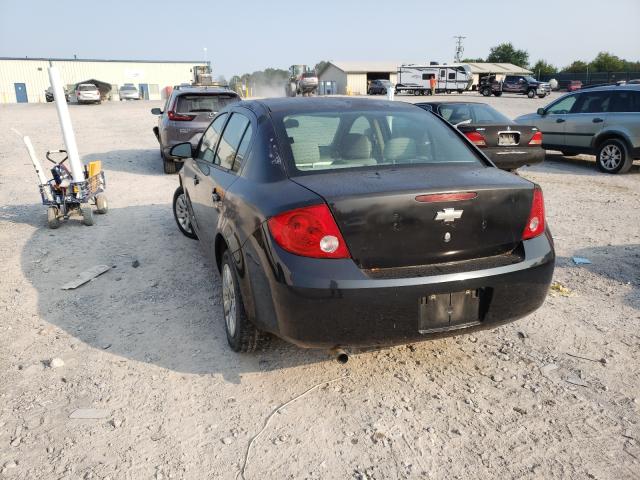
(183, 113), (228, 256)
(563, 91), (610, 150)
(536, 94), (579, 148)
(503, 76), (518, 93)
(193, 112), (252, 261)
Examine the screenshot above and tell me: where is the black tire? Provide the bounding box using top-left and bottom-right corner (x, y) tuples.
(368, 89), (373, 95)
(81, 204), (94, 226)
(95, 194), (108, 214)
(527, 89), (535, 99)
(47, 207), (60, 229)
(538, 94), (546, 98)
(458, 90), (464, 94)
(220, 250), (269, 352)
(413, 90), (420, 96)
(172, 186), (197, 239)
(162, 151), (177, 174)
(481, 88), (490, 97)
(596, 138), (632, 174)
(494, 91), (502, 97)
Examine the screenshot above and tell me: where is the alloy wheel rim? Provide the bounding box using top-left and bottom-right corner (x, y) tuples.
(175, 194), (192, 233)
(601, 145), (622, 170)
(222, 264), (237, 336)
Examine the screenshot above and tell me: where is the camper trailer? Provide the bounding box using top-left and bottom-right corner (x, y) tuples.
(396, 64), (472, 95)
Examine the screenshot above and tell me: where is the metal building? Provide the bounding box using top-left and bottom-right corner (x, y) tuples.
(0, 57), (208, 103)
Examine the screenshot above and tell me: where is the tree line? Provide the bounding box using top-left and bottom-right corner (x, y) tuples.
(463, 43), (640, 76)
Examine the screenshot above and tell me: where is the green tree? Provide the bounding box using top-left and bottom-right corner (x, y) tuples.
(461, 57), (485, 63)
(589, 51), (625, 72)
(562, 60), (589, 73)
(531, 60), (557, 77)
(314, 60), (330, 74)
(486, 43), (529, 68)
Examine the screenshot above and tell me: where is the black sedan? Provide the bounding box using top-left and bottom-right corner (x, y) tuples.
(169, 98), (554, 353)
(415, 101), (545, 171)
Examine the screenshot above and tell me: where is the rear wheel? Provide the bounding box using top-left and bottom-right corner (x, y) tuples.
(162, 150), (177, 174)
(458, 89), (464, 94)
(494, 91), (502, 97)
(527, 89), (535, 99)
(413, 89), (420, 96)
(596, 139), (632, 174)
(368, 88), (373, 95)
(221, 250), (269, 352)
(481, 88), (491, 97)
(47, 207), (60, 229)
(538, 93), (546, 98)
(172, 186), (197, 239)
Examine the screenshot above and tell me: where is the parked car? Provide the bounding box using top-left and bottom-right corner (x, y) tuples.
(168, 97), (555, 353)
(368, 79), (392, 95)
(45, 86), (70, 103)
(119, 84), (139, 101)
(480, 75), (551, 99)
(567, 80), (583, 92)
(415, 101), (544, 171)
(75, 83), (101, 104)
(151, 85), (240, 173)
(515, 85), (640, 173)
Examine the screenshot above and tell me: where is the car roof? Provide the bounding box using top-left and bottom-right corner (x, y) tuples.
(173, 86), (237, 95)
(578, 84), (640, 92)
(414, 101), (488, 106)
(252, 97), (420, 113)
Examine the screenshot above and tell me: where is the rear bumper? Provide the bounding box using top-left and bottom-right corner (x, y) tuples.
(252, 231), (555, 348)
(483, 147), (545, 170)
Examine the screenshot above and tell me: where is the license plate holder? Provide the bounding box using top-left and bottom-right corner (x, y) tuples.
(498, 133), (518, 146)
(418, 290), (482, 333)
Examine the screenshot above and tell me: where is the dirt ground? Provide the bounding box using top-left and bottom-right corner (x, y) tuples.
(0, 93), (639, 480)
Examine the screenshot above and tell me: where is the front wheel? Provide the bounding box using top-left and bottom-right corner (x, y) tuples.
(538, 94), (546, 98)
(172, 186), (197, 239)
(95, 193), (108, 214)
(481, 88), (491, 97)
(596, 139), (632, 174)
(81, 204), (94, 226)
(47, 207), (60, 229)
(221, 250), (270, 352)
(493, 91), (502, 97)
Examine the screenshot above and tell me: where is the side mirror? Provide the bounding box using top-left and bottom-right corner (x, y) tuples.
(151, 108), (162, 115)
(536, 108), (545, 116)
(170, 142), (192, 159)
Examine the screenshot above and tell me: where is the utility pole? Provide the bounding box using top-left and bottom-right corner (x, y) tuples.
(453, 36), (466, 63)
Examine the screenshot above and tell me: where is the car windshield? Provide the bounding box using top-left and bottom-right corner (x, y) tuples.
(439, 103), (511, 125)
(176, 94), (238, 113)
(277, 108), (482, 173)
(524, 77), (538, 83)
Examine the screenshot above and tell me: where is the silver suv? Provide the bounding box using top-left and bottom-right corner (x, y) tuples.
(516, 85), (640, 173)
(152, 86), (240, 173)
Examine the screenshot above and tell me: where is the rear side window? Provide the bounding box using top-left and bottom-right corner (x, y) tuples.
(572, 92), (610, 113)
(233, 123), (253, 173)
(197, 113), (228, 163)
(438, 104), (472, 124)
(610, 91), (640, 112)
(176, 94), (238, 113)
(215, 113), (250, 170)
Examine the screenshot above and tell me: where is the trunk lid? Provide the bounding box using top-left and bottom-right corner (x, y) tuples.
(292, 165), (534, 269)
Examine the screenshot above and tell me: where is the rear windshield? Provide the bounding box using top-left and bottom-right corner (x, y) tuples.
(78, 85), (97, 91)
(121, 85), (136, 91)
(277, 108), (482, 173)
(438, 103), (511, 125)
(176, 94), (238, 113)
(301, 73), (317, 78)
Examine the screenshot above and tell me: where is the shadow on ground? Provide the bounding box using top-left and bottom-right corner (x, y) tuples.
(526, 153), (640, 176)
(15, 202), (334, 383)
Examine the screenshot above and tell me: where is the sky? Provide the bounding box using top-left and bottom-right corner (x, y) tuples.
(1, 0), (639, 78)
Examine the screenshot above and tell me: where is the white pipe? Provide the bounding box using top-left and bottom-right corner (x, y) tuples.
(23, 136), (53, 201)
(47, 66), (84, 183)
(387, 84), (395, 101)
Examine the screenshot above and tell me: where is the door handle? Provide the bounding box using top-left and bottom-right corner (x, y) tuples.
(193, 174), (200, 185)
(593, 117), (604, 123)
(556, 118), (565, 123)
(212, 188), (221, 202)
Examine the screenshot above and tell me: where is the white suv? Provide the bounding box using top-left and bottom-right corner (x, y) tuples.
(75, 83), (101, 104)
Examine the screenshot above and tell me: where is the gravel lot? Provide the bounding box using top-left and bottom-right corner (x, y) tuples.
(1, 92), (639, 480)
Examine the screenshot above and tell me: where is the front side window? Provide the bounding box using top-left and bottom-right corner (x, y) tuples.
(547, 95), (577, 114)
(215, 113), (250, 170)
(278, 109), (482, 173)
(197, 113), (227, 163)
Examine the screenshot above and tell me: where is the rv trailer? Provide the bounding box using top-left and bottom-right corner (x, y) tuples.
(395, 64), (473, 95)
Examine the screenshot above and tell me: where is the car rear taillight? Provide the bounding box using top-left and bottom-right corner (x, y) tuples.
(522, 187), (545, 240)
(267, 204), (350, 259)
(167, 111), (195, 121)
(464, 131), (486, 147)
(528, 131), (543, 145)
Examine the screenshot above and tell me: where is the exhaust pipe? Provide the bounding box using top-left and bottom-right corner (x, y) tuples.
(330, 348), (349, 364)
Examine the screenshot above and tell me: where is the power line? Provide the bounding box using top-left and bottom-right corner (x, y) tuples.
(453, 36), (466, 63)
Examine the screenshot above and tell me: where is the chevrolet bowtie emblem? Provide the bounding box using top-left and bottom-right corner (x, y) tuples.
(434, 208), (463, 223)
